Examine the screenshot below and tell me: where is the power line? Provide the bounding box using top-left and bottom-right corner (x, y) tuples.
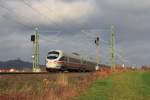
(22, 0), (59, 27)
(0, 14), (32, 30)
(40, 30), (62, 43)
(39, 30), (62, 36)
(0, 0), (60, 29)
(82, 30), (109, 45)
(36, 0), (59, 24)
(116, 53), (130, 64)
(22, 0), (47, 18)
(0, 2), (33, 29)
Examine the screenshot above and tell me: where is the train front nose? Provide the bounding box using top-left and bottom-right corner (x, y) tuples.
(46, 61), (61, 69)
(46, 51), (61, 69)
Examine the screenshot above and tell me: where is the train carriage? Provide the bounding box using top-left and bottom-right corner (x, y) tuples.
(45, 50), (98, 72)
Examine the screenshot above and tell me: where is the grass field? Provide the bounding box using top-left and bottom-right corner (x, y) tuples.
(0, 73), (96, 100)
(0, 71), (150, 100)
(76, 71), (150, 100)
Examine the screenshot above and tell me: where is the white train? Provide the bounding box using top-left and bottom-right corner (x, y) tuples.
(45, 50), (100, 72)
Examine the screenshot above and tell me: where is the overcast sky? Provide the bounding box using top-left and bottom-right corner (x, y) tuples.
(0, 0), (150, 66)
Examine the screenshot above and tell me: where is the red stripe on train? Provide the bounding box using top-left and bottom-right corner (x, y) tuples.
(48, 61), (89, 67)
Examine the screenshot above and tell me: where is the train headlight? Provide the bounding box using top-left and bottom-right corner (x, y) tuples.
(32, 56), (34, 58)
(95, 66), (99, 71)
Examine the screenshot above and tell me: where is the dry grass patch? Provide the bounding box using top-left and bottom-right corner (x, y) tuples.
(0, 72), (105, 100)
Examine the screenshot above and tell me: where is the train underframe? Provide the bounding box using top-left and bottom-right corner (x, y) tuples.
(46, 66), (92, 72)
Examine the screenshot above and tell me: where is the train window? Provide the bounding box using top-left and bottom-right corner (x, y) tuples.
(47, 51), (59, 60)
(82, 60), (86, 64)
(59, 56), (67, 61)
(69, 58), (80, 63)
(47, 56), (58, 59)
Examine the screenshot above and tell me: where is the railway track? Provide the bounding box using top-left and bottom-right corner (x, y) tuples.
(0, 71), (91, 75)
(0, 72), (49, 75)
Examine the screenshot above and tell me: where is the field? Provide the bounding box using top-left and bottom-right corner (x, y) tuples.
(0, 71), (150, 100)
(76, 71), (150, 100)
(0, 73), (98, 100)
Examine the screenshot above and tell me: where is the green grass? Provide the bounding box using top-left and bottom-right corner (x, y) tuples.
(141, 72), (150, 98)
(142, 72), (150, 86)
(76, 72), (150, 100)
(75, 78), (112, 100)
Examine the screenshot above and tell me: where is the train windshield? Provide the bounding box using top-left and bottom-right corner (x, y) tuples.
(47, 51), (59, 60)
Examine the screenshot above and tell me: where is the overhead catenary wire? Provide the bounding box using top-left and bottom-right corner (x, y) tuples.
(0, 1), (34, 30)
(115, 53), (130, 64)
(81, 30), (110, 46)
(22, 0), (59, 28)
(37, 0), (60, 27)
(82, 29), (130, 65)
(40, 30), (95, 59)
(22, 0), (48, 19)
(40, 30), (62, 43)
(0, 0), (62, 30)
(93, 37), (129, 63)
(0, 0), (58, 29)
(39, 30), (62, 36)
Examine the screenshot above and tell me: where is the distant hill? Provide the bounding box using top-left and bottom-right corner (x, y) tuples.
(0, 59), (32, 70)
